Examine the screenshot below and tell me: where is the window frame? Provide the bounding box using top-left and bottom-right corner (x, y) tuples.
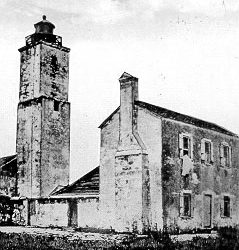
(180, 190), (193, 218)
(223, 196), (230, 217)
(221, 195), (232, 218)
(220, 142), (232, 168)
(201, 138), (213, 164)
(179, 133), (193, 159)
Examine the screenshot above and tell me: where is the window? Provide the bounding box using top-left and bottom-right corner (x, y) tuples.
(54, 100), (60, 112)
(201, 139), (213, 163)
(223, 146), (229, 167)
(179, 133), (193, 158)
(183, 137), (190, 156)
(223, 196), (230, 217)
(183, 193), (191, 217)
(180, 192), (192, 217)
(220, 143), (231, 167)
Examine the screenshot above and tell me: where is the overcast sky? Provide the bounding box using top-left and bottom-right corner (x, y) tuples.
(1, 0), (239, 182)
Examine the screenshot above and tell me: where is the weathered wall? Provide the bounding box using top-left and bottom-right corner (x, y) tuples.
(138, 107), (163, 231)
(30, 199), (68, 227)
(99, 111), (119, 229)
(17, 102), (42, 198)
(99, 109), (151, 232)
(114, 153), (150, 233)
(115, 154), (142, 232)
(29, 197), (99, 228)
(41, 98), (70, 196)
(19, 44), (69, 102)
(19, 46), (41, 102)
(17, 98), (70, 198)
(161, 118), (239, 232)
(78, 198), (99, 228)
(40, 44), (69, 101)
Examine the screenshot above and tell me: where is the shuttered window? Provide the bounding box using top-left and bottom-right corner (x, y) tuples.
(180, 192), (192, 217)
(201, 139), (213, 164)
(179, 133), (193, 159)
(220, 143), (231, 167)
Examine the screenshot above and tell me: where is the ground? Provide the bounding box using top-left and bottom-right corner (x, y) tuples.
(0, 226), (217, 243)
(3, 226), (239, 250)
(0, 226), (128, 244)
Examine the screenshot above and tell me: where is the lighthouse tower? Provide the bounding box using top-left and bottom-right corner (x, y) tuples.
(16, 16), (70, 198)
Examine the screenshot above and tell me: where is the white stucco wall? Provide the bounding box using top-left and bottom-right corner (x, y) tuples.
(78, 198), (99, 228)
(30, 200), (68, 227)
(138, 107), (163, 230)
(99, 111), (119, 229)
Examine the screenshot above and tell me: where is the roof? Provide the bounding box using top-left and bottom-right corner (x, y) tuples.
(53, 166), (99, 197)
(0, 155), (17, 175)
(34, 15), (55, 30)
(99, 101), (237, 137)
(119, 72), (138, 82)
(136, 101), (237, 137)
(98, 107), (119, 129)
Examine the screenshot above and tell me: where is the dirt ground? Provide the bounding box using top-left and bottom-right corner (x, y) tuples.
(0, 226), (131, 244)
(0, 226), (217, 242)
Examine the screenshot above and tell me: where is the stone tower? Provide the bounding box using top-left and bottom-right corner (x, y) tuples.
(16, 16), (70, 198)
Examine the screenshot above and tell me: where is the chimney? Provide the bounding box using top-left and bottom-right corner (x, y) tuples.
(118, 72), (138, 146)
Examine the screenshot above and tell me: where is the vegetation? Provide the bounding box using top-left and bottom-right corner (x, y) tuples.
(0, 227), (239, 249)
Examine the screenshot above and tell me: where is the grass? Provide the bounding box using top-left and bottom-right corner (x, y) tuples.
(0, 227), (238, 249)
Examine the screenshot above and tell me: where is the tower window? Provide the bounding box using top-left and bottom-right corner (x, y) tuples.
(54, 100), (60, 112)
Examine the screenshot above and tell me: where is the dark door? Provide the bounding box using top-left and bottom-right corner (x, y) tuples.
(68, 200), (78, 227)
(203, 194), (212, 228)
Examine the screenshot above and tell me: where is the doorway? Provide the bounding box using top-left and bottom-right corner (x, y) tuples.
(68, 199), (78, 227)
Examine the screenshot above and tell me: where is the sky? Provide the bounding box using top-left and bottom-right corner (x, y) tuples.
(1, 0), (239, 182)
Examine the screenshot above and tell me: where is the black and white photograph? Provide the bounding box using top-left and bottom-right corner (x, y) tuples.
(0, 0), (239, 249)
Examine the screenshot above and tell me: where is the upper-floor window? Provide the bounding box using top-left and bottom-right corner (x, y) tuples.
(179, 133), (193, 158)
(220, 142), (231, 167)
(223, 145), (229, 166)
(201, 139), (213, 164)
(183, 136), (190, 156)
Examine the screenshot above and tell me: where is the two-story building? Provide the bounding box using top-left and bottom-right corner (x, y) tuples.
(98, 72), (239, 233)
